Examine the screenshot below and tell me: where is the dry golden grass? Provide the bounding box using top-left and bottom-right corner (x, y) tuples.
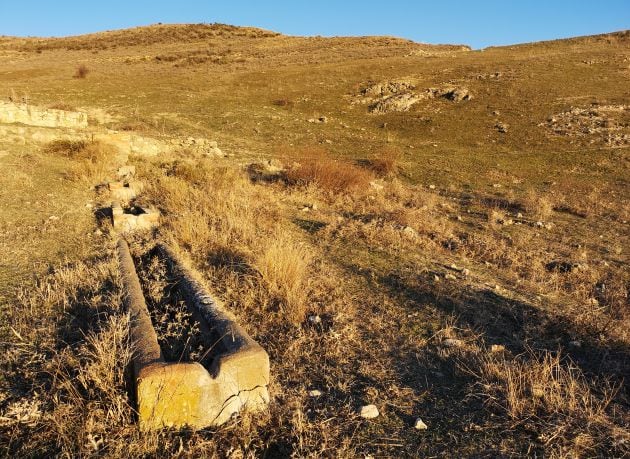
(467, 348), (625, 457)
(255, 236), (312, 324)
(1, 23), (629, 457)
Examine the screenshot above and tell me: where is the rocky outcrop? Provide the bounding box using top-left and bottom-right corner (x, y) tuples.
(357, 79), (473, 114)
(369, 93), (422, 113)
(0, 101), (88, 128)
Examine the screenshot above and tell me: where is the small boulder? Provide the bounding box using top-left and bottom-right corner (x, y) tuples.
(414, 418), (428, 430)
(496, 122), (509, 133)
(443, 338), (464, 347)
(443, 87), (472, 102)
(358, 405), (379, 419)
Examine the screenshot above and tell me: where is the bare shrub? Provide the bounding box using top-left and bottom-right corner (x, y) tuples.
(45, 139), (89, 157)
(367, 147), (400, 177)
(285, 147), (372, 193)
(73, 64), (90, 79)
(272, 98), (293, 107)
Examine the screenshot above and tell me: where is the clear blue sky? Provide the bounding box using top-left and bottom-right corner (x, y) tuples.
(0, 1), (628, 49)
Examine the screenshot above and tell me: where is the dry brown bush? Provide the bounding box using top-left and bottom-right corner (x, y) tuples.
(48, 102), (77, 111)
(520, 189), (553, 220)
(73, 64), (89, 79)
(367, 147), (400, 177)
(285, 147), (372, 193)
(272, 98), (293, 107)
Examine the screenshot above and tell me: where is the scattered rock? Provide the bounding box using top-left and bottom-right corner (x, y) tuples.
(369, 93), (421, 114)
(443, 338), (463, 347)
(361, 80), (416, 97)
(569, 340), (582, 348)
(541, 104), (630, 147)
(308, 314), (322, 325)
(308, 389), (322, 397)
(358, 404), (379, 419)
(443, 87), (472, 102)
(495, 122), (509, 133)
(445, 273), (457, 281)
(414, 418), (428, 430)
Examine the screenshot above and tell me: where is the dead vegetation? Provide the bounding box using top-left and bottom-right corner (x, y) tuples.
(285, 147), (373, 193)
(73, 64), (90, 79)
(45, 139), (112, 183)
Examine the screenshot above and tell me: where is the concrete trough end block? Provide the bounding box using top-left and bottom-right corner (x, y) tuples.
(111, 202), (160, 233)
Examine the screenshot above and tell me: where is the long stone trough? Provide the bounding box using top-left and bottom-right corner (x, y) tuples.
(117, 239), (270, 430)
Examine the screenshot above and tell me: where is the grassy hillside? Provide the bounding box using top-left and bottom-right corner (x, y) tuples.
(0, 24), (628, 457)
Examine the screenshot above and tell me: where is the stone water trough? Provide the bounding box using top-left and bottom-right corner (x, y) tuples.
(117, 240), (270, 430)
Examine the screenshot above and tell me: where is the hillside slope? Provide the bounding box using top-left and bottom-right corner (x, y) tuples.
(0, 24), (628, 457)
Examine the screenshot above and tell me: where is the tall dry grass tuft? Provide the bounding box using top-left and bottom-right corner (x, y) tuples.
(255, 236), (312, 324)
(45, 139), (113, 183)
(285, 147), (372, 193)
(468, 349), (624, 456)
(520, 189), (553, 220)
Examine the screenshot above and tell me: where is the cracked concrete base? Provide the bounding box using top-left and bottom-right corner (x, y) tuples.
(111, 202), (160, 233)
(117, 240), (270, 430)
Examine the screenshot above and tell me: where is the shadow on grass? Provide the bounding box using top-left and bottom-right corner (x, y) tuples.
(383, 269), (629, 385)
